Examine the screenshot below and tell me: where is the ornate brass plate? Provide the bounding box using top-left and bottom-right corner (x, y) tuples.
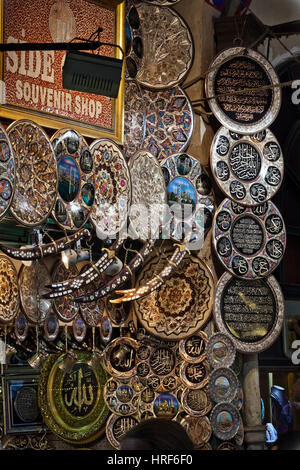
(19, 261), (51, 324)
(44, 311), (60, 342)
(180, 415), (212, 447)
(0, 123), (15, 220)
(205, 47), (281, 134)
(206, 332), (236, 369)
(0, 255), (19, 324)
(179, 360), (210, 390)
(213, 198), (286, 279)
(208, 367), (239, 403)
(179, 331), (208, 364)
(102, 337), (138, 380)
(211, 127), (284, 205)
(7, 120), (57, 226)
(51, 261), (79, 322)
(210, 402), (240, 441)
(104, 377), (139, 416)
(106, 413), (139, 450)
(181, 387), (212, 416)
(38, 353), (110, 444)
(124, 80), (146, 159)
(134, 251), (214, 340)
(214, 272), (285, 353)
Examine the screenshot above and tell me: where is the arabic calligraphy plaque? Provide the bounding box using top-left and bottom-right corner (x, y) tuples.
(179, 331), (208, 364)
(179, 360), (210, 390)
(103, 337), (137, 380)
(181, 387), (212, 416)
(106, 414), (139, 450)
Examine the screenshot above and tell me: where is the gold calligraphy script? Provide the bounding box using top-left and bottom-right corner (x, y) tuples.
(64, 367), (94, 414)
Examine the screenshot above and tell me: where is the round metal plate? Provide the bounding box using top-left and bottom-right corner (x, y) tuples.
(205, 47), (281, 134)
(213, 198), (286, 279)
(208, 367), (239, 404)
(178, 331), (208, 364)
(7, 120), (57, 227)
(19, 261), (51, 324)
(211, 127), (284, 205)
(51, 261), (79, 322)
(106, 413), (139, 450)
(180, 415), (212, 447)
(179, 360), (210, 390)
(44, 311), (60, 342)
(104, 377), (139, 417)
(181, 387), (212, 416)
(210, 402), (240, 441)
(206, 332), (236, 369)
(214, 272), (285, 353)
(0, 256), (19, 324)
(102, 337), (138, 380)
(0, 123), (15, 220)
(124, 80), (146, 159)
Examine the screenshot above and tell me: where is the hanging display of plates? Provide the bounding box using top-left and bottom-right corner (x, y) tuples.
(44, 311), (60, 342)
(124, 80), (146, 159)
(206, 332), (236, 369)
(213, 198), (286, 279)
(106, 414), (139, 450)
(51, 261), (79, 322)
(180, 415), (212, 448)
(19, 261), (51, 324)
(51, 129), (95, 231)
(0, 256), (19, 324)
(102, 337), (138, 380)
(211, 127), (284, 205)
(89, 139), (131, 240)
(14, 311), (29, 342)
(0, 123), (15, 220)
(142, 86), (194, 162)
(136, 4), (194, 89)
(210, 402), (240, 441)
(214, 272), (284, 353)
(125, 3), (143, 80)
(205, 47), (281, 134)
(128, 150), (167, 240)
(104, 377), (139, 416)
(7, 120), (57, 227)
(179, 360), (210, 390)
(179, 331), (208, 364)
(181, 387), (212, 417)
(208, 367), (239, 404)
(134, 251), (214, 340)
(38, 353), (109, 444)
(161, 153), (215, 242)
(73, 315), (87, 342)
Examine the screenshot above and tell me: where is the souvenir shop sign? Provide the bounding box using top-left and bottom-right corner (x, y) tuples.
(0, 0), (125, 143)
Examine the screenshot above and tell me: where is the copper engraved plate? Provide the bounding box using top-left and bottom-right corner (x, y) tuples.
(124, 80), (146, 159)
(134, 251), (214, 340)
(214, 272), (284, 353)
(206, 332), (236, 369)
(7, 120), (57, 227)
(213, 198), (286, 279)
(0, 255), (19, 324)
(211, 127), (284, 205)
(51, 261), (79, 322)
(205, 47), (281, 134)
(136, 4), (194, 89)
(0, 123), (15, 219)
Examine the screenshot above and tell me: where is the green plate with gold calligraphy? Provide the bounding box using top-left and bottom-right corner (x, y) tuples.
(38, 353), (110, 444)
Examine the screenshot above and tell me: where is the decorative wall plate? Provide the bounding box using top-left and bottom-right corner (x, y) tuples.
(134, 251), (214, 340)
(38, 353), (109, 444)
(214, 272), (284, 353)
(73, 315), (87, 342)
(14, 312), (28, 341)
(7, 120), (57, 226)
(210, 402), (240, 441)
(211, 127), (284, 205)
(51, 129), (95, 231)
(106, 413), (139, 450)
(19, 261), (51, 324)
(44, 311), (60, 342)
(205, 47), (281, 134)
(213, 198), (286, 279)
(51, 261), (79, 322)
(104, 377), (139, 416)
(125, 3), (143, 80)
(142, 86), (194, 162)
(208, 367), (239, 404)
(102, 337), (137, 380)
(179, 331), (208, 364)
(0, 123), (15, 220)
(181, 387), (212, 416)
(0, 255), (19, 324)
(161, 153), (215, 242)
(180, 415), (212, 447)
(136, 4), (194, 89)
(76, 264), (104, 327)
(128, 150), (167, 240)
(206, 332), (236, 369)
(89, 139), (131, 239)
(124, 80), (146, 159)
(179, 360), (210, 390)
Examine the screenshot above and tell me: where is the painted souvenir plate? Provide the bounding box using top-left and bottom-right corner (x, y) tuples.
(208, 367), (239, 404)
(205, 47), (281, 134)
(211, 127), (284, 205)
(51, 260), (79, 322)
(180, 416), (212, 447)
(0, 256), (19, 324)
(106, 413), (139, 450)
(128, 150), (167, 240)
(181, 387), (212, 417)
(214, 272), (285, 353)
(72, 315), (87, 342)
(89, 139), (131, 240)
(99, 315), (113, 344)
(213, 198), (286, 279)
(136, 4), (194, 89)
(104, 377), (139, 416)
(7, 120), (57, 227)
(179, 360), (210, 390)
(0, 123), (15, 220)
(161, 153), (215, 243)
(14, 311), (28, 341)
(125, 3), (143, 79)
(210, 402), (240, 441)
(134, 251), (214, 340)
(51, 129), (95, 231)
(142, 85), (194, 162)
(44, 311), (60, 342)
(206, 332), (236, 369)
(124, 80), (146, 159)
(179, 331), (208, 364)
(102, 337), (138, 380)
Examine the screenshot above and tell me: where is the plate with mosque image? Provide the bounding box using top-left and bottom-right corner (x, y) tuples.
(210, 402), (240, 441)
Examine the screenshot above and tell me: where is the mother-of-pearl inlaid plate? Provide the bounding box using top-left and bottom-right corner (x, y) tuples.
(51, 129), (95, 231)
(0, 255), (19, 324)
(7, 120), (57, 227)
(124, 80), (146, 160)
(213, 198), (286, 279)
(211, 127), (284, 205)
(0, 123), (15, 220)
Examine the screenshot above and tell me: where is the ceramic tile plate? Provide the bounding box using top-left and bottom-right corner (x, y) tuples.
(0, 123), (15, 219)
(213, 198), (286, 279)
(7, 120), (57, 227)
(208, 367), (239, 404)
(205, 47), (281, 134)
(51, 129), (95, 231)
(142, 85), (194, 162)
(104, 377), (139, 416)
(51, 261), (79, 322)
(210, 402), (240, 441)
(211, 127), (284, 205)
(181, 387), (212, 416)
(206, 332), (236, 369)
(89, 139), (131, 240)
(125, 3), (143, 80)
(136, 4), (194, 89)
(106, 414), (139, 450)
(124, 79), (146, 159)
(134, 251), (214, 340)
(0, 255), (19, 324)
(213, 271), (285, 353)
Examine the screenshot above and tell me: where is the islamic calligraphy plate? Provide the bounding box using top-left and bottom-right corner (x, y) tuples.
(180, 415), (212, 447)
(128, 150), (167, 240)
(213, 198), (286, 279)
(214, 272), (284, 353)
(51, 129), (95, 231)
(205, 47), (281, 134)
(38, 352), (110, 444)
(125, 3), (143, 79)
(161, 153), (215, 242)
(206, 332), (236, 369)
(0, 123), (15, 220)
(124, 79), (146, 159)
(106, 413), (139, 450)
(14, 311), (28, 341)
(7, 120), (57, 227)
(142, 86), (194, 162)
(179, 331), (208, 364)
(134, 251), (214, 340)
(44, 311), (60, 342)
(208, 367), (239, 404)
(51, 261), (79, 322)
(181, 387), (212, 416)
(136, 4), (194, 89)
(0, 256), (19, 324)
(104, 377), (139, 416)
(210, 402), (240, 441)
(102, 337), (138, 380)
(19, 261), (51, 324)
(89, 139), (131, 240)
(73, 315), (87, 342)
(77, 264), (104, 327)
(179, 360), (210, 390)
